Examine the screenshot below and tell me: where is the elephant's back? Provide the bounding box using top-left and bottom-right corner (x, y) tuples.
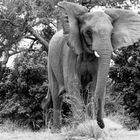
(49, 30), (64, 51)
(48, 30), (64, 62)
(48, 30), (65, 87)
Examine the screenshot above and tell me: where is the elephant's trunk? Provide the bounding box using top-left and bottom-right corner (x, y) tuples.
(94, 42), (112, 129)
(95, 49), (112, 96)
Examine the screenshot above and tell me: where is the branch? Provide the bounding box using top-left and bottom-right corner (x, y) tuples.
(9, 48), (36, 56)
(9, 50), (25, 56)
(113, 92), (123, 103)
(29, 40), (36, 50)
(2, 50), (10, 67)
(0, 18), (19, 27)
(49, 20), (57, 28)
(25, 36), (37, 41)
(26, 25), (49, 51)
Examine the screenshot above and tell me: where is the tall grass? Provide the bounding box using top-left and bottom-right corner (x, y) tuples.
(60, 78), (107, 139)
(63, 78), (98, 126)
(0, 119), (30, 132)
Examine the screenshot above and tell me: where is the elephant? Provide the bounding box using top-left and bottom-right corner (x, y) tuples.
(42, 1), (140, 132)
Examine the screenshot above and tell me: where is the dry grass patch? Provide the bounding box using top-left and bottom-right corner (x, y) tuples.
(62, 120), (107, 140)
(0, 131), (65, 140)
(2, 118), (138, 140)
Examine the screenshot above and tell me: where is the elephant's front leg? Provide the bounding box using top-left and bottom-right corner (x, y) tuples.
(67, 77), (85, 121)
(63, 49), (82, 98)
(64, 52), (84, 120)
(85, 74), (97, 119)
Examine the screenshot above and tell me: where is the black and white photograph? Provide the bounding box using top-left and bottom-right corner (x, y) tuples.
(0, 0), (140, 139)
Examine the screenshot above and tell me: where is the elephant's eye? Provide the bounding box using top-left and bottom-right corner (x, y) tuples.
(86, 30), (92, 39)
(83, 29), (92, 47)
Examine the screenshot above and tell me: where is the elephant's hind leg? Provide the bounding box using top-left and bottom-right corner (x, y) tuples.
(49, 65), (63, 132)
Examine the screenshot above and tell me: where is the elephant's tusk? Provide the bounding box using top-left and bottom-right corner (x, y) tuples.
(94, 51), (100, 58)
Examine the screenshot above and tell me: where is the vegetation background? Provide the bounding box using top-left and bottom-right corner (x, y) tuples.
(0, 0), (140, 132)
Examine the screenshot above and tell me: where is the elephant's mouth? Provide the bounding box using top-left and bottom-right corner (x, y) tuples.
(82, 38), (100, 58)
(82, 39), (93, 54)
(84, 44), (94, 54)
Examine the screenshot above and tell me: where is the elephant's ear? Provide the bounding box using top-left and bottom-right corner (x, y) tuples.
(58, 1), (88, 55)
(105, 9), (140, 50)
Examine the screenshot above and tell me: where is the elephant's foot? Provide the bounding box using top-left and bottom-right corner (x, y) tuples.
(51, 127), (61, 133)
(97, 118), (105, 129)
(51, 122), (61, 133)
(52, 109), (62, 133)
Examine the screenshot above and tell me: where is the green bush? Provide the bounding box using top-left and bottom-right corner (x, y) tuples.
(109, 41), (140, 130)
(0, 51), (48, 130)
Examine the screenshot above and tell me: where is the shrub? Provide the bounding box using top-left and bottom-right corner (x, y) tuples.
(0, 51), (48, 130)
(109, 40), (140, 130)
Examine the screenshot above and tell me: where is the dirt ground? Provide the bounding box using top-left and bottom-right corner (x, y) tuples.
(0, 119), (140, 140)
(0, 130), (140, 140)
(108, 130), (140, 140)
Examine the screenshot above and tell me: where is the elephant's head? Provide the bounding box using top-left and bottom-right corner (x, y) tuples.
(58, 1), (140, 55)
(58, 1), (140, 128)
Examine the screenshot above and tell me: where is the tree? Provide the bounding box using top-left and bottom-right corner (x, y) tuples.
(79, 0), (138, 8)
(0, 0), (56, 80)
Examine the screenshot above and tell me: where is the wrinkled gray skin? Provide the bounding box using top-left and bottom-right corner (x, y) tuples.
(42, 2), (140, 132)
